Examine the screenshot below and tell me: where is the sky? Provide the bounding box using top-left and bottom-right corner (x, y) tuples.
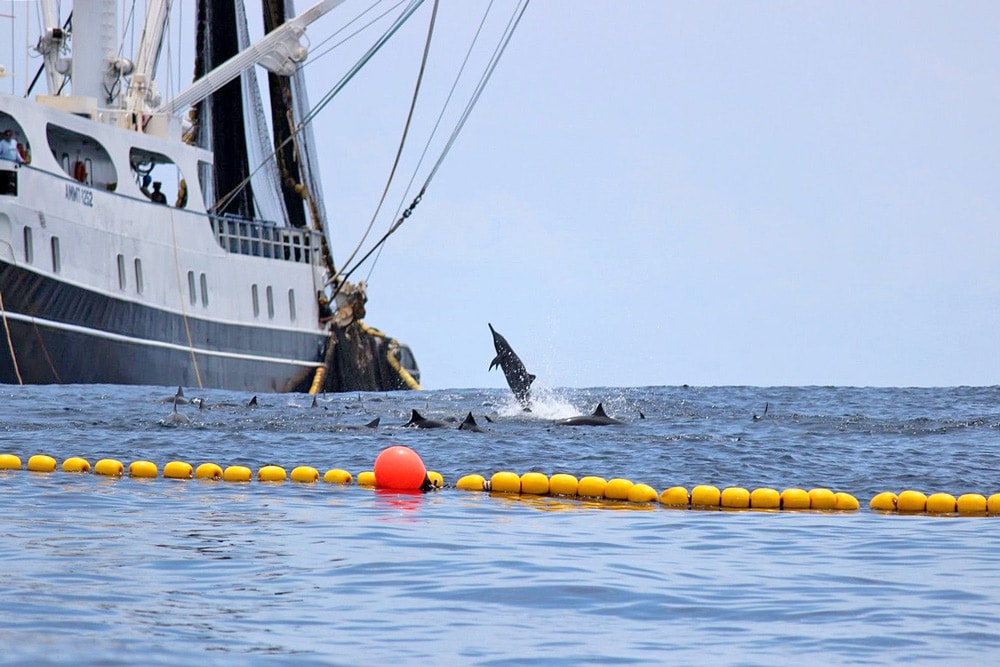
(306, 1), (1000, 390)
(4, 1), (1000, 390)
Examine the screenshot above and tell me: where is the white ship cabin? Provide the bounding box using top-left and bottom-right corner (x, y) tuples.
(0, 94), (326, 331)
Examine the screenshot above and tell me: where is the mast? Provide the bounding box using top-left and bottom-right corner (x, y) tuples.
(70, 0), (120, 104)
(124, 0), (173, 117)
(194, 0), (255, 219)
(160, 0), (344, 115)
(262, 0), (309, 229)
(34, 0), (69, 94)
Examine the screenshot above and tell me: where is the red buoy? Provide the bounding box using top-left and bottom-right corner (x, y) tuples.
(374, 445), (427, 491)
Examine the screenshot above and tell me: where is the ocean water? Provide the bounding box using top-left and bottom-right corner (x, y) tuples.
(1, 384), (999, 666)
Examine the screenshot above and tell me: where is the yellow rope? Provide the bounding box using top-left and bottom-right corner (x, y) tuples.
(359, 321), (421, 390)
(0, 286), (23, 384)
(168, 206), (203, 388)
(309, 366), (325, 395)
(386, 340), (421, 390)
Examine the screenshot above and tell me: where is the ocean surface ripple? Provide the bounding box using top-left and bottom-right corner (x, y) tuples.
(1, 384), (999, 665)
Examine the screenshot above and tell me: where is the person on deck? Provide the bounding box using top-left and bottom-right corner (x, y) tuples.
(149, 181), (167, 204)
(0, 130), (24, 164)
(318, 296), (334, 325)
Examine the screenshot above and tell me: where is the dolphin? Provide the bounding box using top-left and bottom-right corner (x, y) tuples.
(458, 412), (487, 432)
(334, 416), (381, 431)
(160, 386), (188, 404)
(556, 403), (622, 426)
(163, 396), (191, 426)
(404, 409), (451, 429)
(488, 323), (535, 408)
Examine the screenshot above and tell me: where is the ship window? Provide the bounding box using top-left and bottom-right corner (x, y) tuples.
(251, 284), (260, 317)
(134, 258), (144, 294)
(288, 289), (296, 321)
(23, 226), (32, 263)
(200, 273), (208, 307)
(130, 148), (186, 209)
(187, 271), (196, 305)
(117, 254), (126, 290)
(51, 237), (60, 273)
(47, 125), (116, 189)
(266, 286), (274, 320)
(0, 115), (30, 169)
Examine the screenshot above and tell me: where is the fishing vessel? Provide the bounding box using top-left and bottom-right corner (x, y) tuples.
(0, 0), (423, 393)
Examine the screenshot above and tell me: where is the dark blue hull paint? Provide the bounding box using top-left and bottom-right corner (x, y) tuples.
(0, 262), (323, 392)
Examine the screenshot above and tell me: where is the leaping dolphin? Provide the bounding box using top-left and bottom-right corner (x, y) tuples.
(556, 403), (622, 426)
(488, 323), (535, 408)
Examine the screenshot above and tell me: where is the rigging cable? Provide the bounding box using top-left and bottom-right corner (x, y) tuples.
(211, 0), (426, 225)
(306, 0), (406, 64)
(365, 0), (501, 283)
(328, 0), (440, 287)
(0, 242), (60, 383)
(167, 206), (204, 389)
(335, 0), (531, 292)
(0, 283), (23, 385)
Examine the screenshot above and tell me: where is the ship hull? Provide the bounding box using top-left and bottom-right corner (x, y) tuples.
(0, 260), (323, 392)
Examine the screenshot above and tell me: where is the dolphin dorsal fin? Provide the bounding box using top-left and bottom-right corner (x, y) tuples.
(463, 411), (477, 425)
(593, 403), (608, 417)
(365, 417), (380, 429)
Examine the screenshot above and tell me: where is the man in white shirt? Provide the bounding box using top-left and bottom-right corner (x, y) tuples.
(0, 129), (24, 164)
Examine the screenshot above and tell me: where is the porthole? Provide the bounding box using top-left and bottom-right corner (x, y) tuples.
(50, 236), (60, 273)
(117, 254), (126, 290)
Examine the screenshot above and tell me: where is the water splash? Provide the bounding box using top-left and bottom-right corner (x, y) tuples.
(490, 385), (580, 420)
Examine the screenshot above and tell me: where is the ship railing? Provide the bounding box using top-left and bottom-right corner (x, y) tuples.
(209, 215), (321, 265)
